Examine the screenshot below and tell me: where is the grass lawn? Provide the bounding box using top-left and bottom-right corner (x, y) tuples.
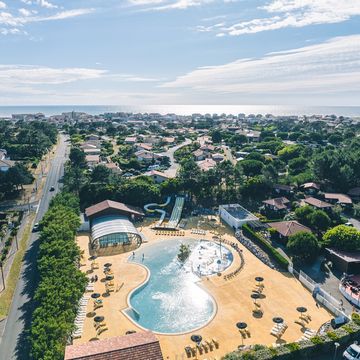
(0, 213), (34, 320)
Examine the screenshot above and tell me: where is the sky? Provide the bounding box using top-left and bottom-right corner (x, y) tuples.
(0, 0), (359, 106)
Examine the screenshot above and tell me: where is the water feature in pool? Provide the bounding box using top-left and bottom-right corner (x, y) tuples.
(126, 238), (233, 334)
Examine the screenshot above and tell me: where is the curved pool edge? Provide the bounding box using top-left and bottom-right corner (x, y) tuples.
(121, 239), (220, 336)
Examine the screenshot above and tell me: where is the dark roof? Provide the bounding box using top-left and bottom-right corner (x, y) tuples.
(65, 332), (163, 360)
(273, 184), (293, 191)
(262, 197), (290, 210)
(303, 197), (333, 209)
(324, 193), (353, 205)
(85, 200), (144, 218)
(326, 248), (360, 264)
(348, 187), (360, 197)
(268, 220), (311, 237)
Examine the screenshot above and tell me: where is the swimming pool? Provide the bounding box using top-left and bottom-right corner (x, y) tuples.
(125, 238), (233, 334)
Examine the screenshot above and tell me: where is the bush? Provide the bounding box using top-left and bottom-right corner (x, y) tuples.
(242, 224), (289, 269)
(351, 312), (360, 325)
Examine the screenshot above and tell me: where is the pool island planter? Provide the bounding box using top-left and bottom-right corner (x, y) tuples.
(122, 239), (221, 336)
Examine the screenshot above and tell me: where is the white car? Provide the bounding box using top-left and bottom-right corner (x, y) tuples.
(344, 343), (360, 359)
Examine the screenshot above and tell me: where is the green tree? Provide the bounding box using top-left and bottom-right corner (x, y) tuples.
(309, 210), (331, 234)
(323, 225), (360, 251)
(238, 160), (264, 177)
(211, 129), (222, 144)
(287, 231), (319, 264)
(69, 147), (86, 168)
(177, 243), (191, 263)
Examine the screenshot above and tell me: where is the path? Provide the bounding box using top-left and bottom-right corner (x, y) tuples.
(0, 134), (69, 360)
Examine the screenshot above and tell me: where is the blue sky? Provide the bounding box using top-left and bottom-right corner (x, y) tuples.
(0, 0), (359, 105)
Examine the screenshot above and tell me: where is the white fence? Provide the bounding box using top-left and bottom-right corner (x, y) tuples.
(289, 268), (349, 318)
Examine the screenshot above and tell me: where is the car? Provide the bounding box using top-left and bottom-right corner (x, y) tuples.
(32, 223), (40, 232)
(50, 186), (55, 192)
(343, 342), (360, 359)
(345, 222), (354, 227)
(331, 315), (349, 329)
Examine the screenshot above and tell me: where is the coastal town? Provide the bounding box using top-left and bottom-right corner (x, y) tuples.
(0, 110), (360, 360)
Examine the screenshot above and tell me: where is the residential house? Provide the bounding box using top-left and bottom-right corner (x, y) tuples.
(135, 150), (161, 163)
(193, 149), (206, 161)
(81, 143), (100, 151)
(86, 134), (101, 141)
(262, 197), (290, 213)
(303, 197), (333, 211)
(104, 162), (122, 174)
(124, 137), (137, 145)
(0, 159), (15, 172)
(197, 158), (217, 172)
(162, 137), (175, 145)
(83, 148), (101, 156)
(273, 184), (294, 195)
(267, 220), (312, 243)
(86, 155), (100, 169)
(301, 182), (321, 194)
(324, 193), (353, 207)
(136, 143), (153, 152)
(144, 170), (173, 184)
(200, 144), (216, 154)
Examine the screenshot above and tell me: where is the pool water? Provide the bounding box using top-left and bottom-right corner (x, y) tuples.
(126, 238), (232, 334)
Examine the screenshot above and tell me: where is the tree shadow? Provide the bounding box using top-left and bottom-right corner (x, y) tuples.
(13, 235), (40, 360)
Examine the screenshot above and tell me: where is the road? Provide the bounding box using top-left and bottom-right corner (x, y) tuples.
(0, 134), (69, 360)
(160, 138), (191, 177)
(222, 145), (237, 165)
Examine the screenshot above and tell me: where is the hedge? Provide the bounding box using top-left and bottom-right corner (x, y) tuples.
(29, 193), (87, 360)
(242, 224), (289, 270)
(222, 320), (360, 359)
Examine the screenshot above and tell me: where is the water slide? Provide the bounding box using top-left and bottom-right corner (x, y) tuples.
(144, 197), (171, 227)
(167, 196), (185, 228)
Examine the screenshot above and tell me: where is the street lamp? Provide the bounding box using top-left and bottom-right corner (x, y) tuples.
(333, 342), (340, 360)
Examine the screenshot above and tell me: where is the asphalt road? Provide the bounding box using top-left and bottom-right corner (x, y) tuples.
(160, 138), (191, 177)
(0, 134), (69, 360)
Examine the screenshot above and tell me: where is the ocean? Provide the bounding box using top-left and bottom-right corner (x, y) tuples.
(0, 105), (360, 117)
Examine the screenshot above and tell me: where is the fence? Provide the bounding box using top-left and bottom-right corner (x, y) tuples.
(289, 267), (349, 318)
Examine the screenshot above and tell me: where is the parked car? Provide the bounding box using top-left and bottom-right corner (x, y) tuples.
(32, 223), (40, 232)
(343, 342), (360, 359)
(331, 315), (349, 329)
(50, 186), (55, 192)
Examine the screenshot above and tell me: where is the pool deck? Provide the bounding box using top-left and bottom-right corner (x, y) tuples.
(74, 218), (332, 359)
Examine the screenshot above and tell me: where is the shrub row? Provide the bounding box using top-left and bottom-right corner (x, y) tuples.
(29, 193), (87, 360)
(242, 224), (289, 270)
(223, 320), (360, 359)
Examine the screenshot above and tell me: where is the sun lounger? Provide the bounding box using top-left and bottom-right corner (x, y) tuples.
(196, 344), (203, 354)
(97, 327), (108, 335)
(212, 338), (219, 348)
(205, 339), (214, 350)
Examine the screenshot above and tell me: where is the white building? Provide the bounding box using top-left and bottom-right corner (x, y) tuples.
(219, 204), (258, 230)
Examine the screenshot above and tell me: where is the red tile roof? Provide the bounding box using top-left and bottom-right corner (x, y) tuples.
(65, 332), (163, 360)
(268, 220), (311, 237)
(85, 200), (144, 218)
(303, 197), (333, 209)
(324, 193), (353, 205)
(301, 182), (321, 190)
(262, 197), (290, 210)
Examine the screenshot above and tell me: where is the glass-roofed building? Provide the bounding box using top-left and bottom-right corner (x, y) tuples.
(85, 200), (145, 256)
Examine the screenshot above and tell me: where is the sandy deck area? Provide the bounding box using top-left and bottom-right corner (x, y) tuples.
(74, 217), (331, 360)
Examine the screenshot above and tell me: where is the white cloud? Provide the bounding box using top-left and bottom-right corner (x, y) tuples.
(161, 35), (360, 97)
(128, 0), (218, 11)
(0, 8), (95, 33)
(0, 2), (6, 9)
(0, 65), (107, 84)
(20, 0), (58, 8)
(18, 8), (33, 17)
(201, 0), (360, 36)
